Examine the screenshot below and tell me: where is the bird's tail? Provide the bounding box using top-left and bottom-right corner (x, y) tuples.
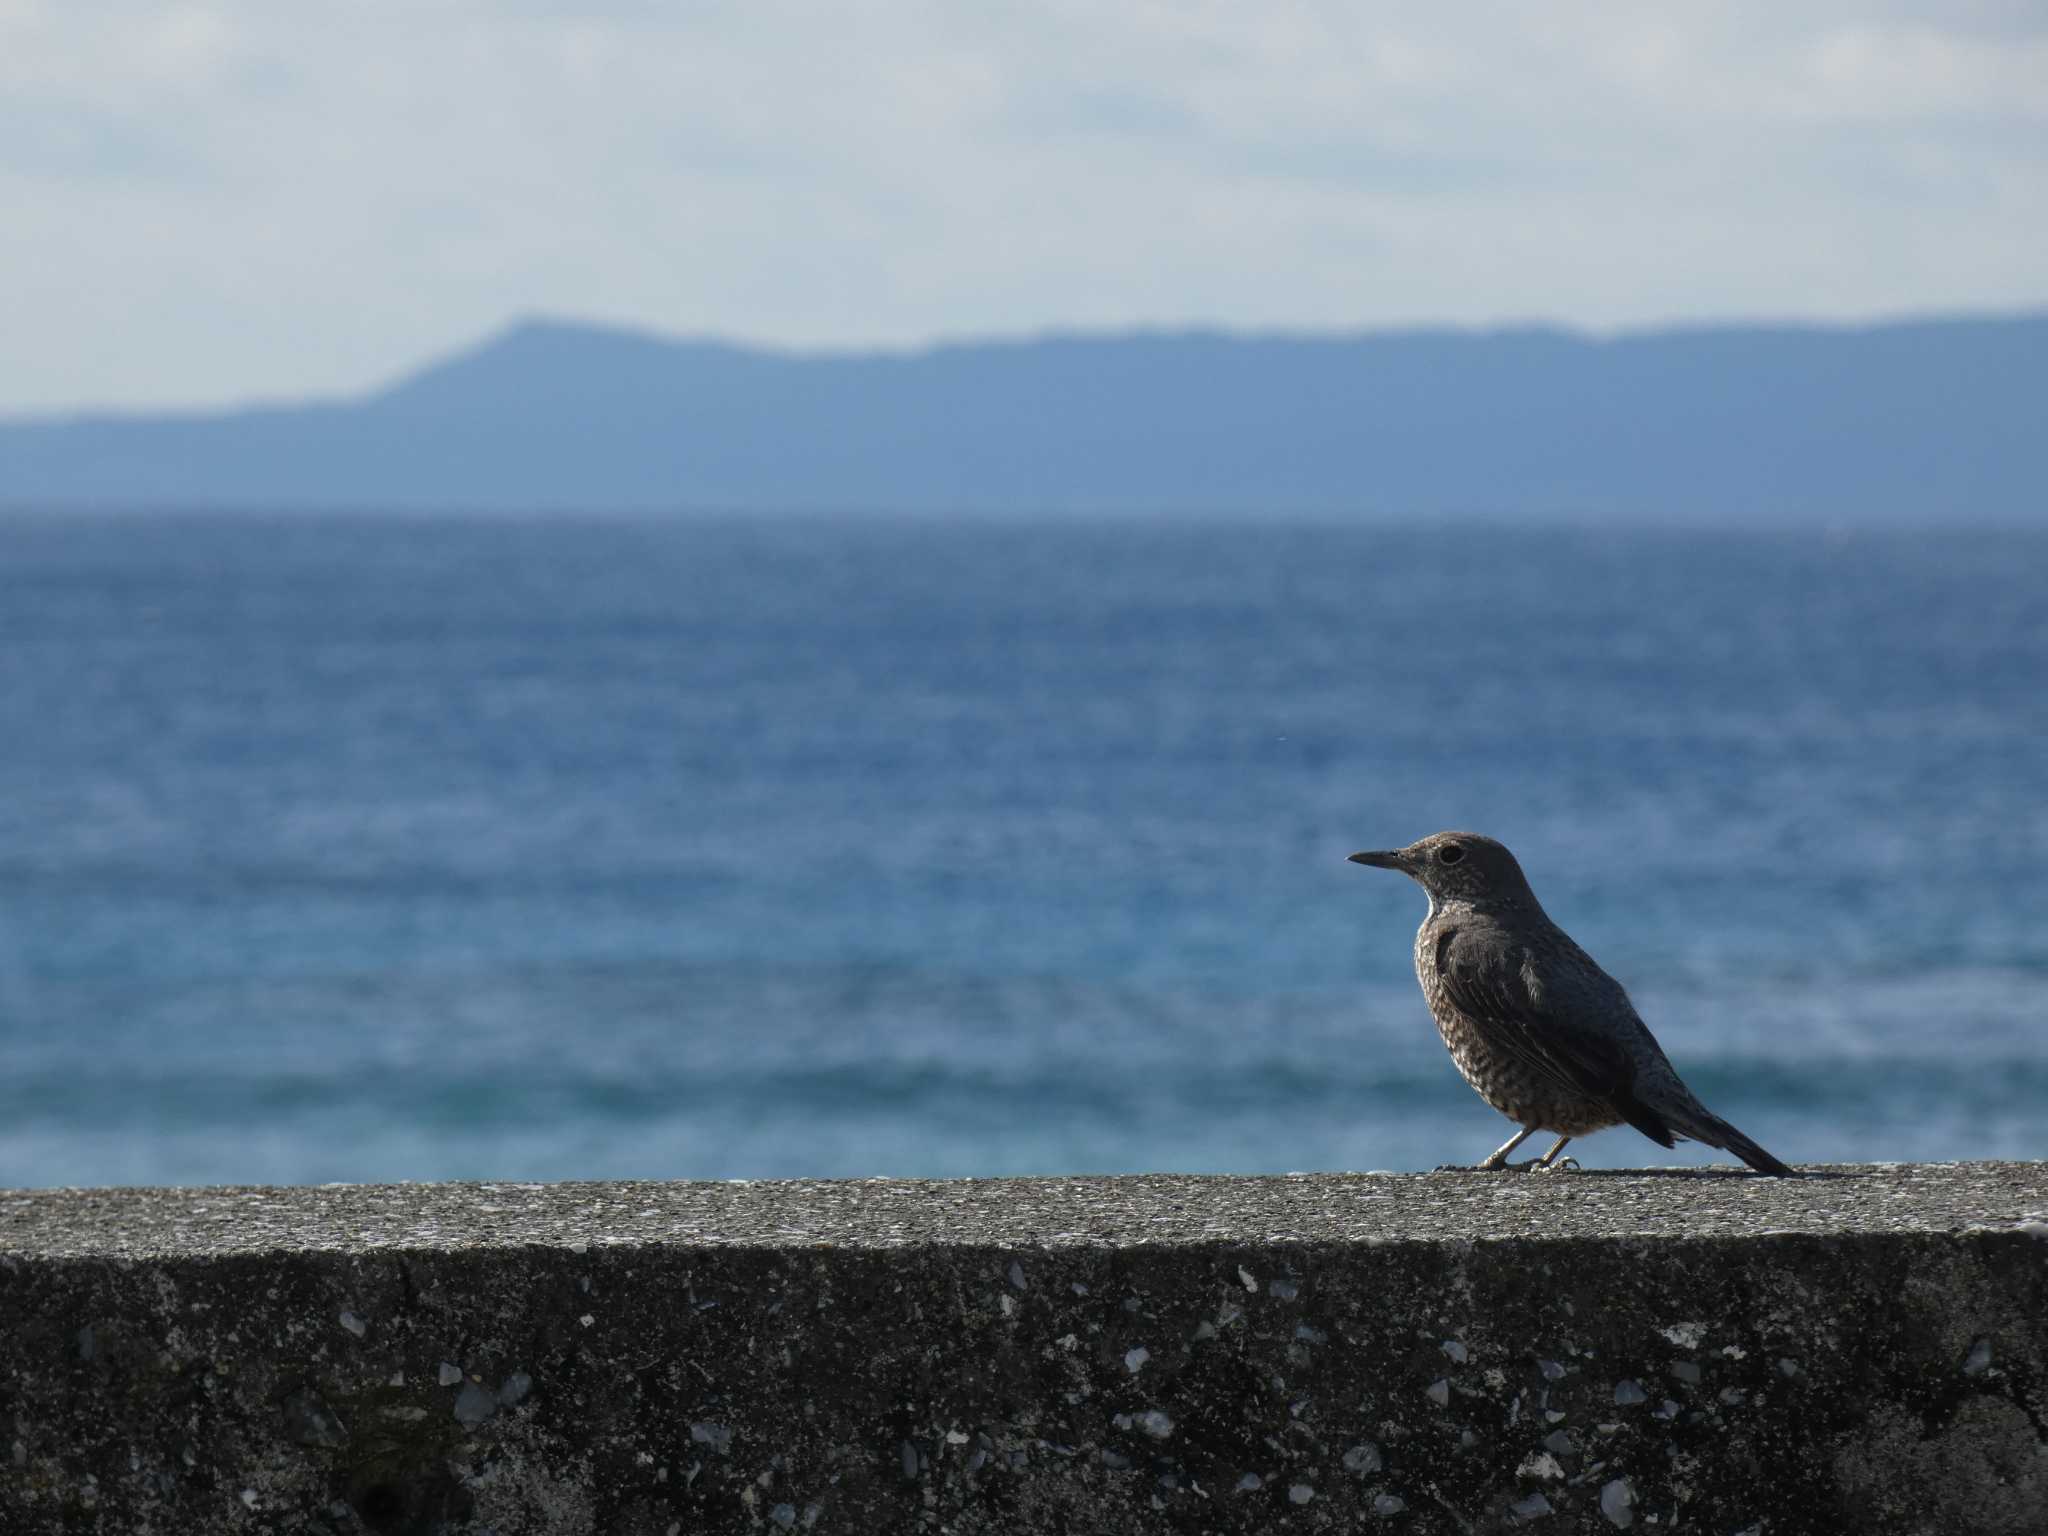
(1681, 1107), (1796, 1177)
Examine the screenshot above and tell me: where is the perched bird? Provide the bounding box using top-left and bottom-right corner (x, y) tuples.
(1349, 831), (1793, 1176)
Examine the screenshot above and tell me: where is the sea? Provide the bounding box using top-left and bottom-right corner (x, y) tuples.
(0, 512), (2042, 1190)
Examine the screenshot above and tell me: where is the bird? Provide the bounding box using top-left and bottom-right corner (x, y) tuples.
(1348, 831), (1794, 1176)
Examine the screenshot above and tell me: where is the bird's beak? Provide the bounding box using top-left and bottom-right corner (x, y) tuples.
(1347, 849), (1406, 870)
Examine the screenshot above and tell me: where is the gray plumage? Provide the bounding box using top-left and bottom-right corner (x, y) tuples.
(1349, 831), (1793, 1176)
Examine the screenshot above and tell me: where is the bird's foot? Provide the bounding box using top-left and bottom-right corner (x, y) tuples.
(1533, 1156), (1582, 1174)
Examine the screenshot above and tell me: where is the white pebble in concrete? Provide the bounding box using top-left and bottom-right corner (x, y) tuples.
(1342, 1442), (1383, 1474)
(453, 1382), (497, 1428)
(1600, 1477), (1635, 1528)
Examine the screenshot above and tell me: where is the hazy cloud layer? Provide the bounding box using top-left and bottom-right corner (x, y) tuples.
(3, 1), (2044, 411)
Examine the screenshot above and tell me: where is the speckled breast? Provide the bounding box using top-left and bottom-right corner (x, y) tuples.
(1414, 929), (1620, 1137)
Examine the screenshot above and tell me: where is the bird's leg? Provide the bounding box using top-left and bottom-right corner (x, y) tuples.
(1433, 1126), (1542, 1173)
(1475, 1126), (1537, 1171)
(1532, 1135), (1579, 1173)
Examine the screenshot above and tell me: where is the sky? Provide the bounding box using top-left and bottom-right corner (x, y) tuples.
(2, 1), (2044, 415)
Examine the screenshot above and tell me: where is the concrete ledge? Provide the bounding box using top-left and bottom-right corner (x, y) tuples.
(4, 1163), (2046, 1534)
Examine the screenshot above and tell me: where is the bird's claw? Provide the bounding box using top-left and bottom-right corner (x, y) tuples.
(1535, 1156), (1582, 1174)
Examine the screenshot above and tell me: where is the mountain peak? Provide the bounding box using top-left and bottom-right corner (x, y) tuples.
(367, 315), (774, 414)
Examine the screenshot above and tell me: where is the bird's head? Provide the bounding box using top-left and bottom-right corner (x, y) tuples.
(1347, 831), (1538, 910)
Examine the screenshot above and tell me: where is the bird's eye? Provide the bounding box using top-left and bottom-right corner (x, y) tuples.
(1436, 844), (1465, 865)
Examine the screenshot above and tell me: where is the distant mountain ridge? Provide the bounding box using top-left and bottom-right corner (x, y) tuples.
(3, 313), (2043, 520)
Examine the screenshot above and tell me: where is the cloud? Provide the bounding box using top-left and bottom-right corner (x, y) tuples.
(1, 1), (2044, 412)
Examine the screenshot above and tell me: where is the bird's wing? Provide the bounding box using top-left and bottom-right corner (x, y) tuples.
(1435, 926), (1677, 1147)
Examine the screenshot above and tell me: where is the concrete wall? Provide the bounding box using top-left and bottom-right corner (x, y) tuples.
(3, 1163), (2045, 1535)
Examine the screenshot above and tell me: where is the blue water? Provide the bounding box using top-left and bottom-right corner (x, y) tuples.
(0, 513), (2043, 1189)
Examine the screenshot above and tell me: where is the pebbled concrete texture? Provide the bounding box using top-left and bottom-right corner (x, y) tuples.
(2, 1162), (2045, 1535)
